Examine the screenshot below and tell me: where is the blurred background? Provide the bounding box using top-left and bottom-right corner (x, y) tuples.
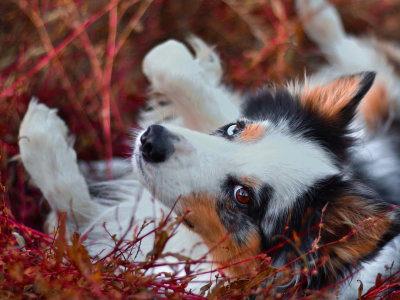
(1, 0), (400, 231)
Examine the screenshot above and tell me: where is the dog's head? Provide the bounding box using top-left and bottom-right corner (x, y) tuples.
(133, 72), (385, 277)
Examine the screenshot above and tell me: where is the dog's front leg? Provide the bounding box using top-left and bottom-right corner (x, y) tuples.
(140, 37), (241, 133)
(19, 99), (94, 235)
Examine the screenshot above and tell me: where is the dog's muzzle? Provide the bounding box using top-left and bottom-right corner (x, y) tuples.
(140, 125), (176, 163)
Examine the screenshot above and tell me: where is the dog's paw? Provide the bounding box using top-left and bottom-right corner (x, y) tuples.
(19, 98), (73, 190)
(141, 37), (240, 132)
(19, 98), (69, 146)
(19, 98), (92, 216)
(296, 0), (345, 47)
(141, 40), (204, 128)
(143, 40), (198, 90)
(187, 36), (222, 86)
(143, 38), (221, 93)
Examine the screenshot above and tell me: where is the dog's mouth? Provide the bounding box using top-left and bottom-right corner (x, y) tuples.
(133, 124), (184, 206)
(134, 124), (179, 185)
(135, 153), (151, 183)
(133, 124), (229, 209)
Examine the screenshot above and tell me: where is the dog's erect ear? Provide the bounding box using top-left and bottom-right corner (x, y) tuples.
(301, 72), (376, 127)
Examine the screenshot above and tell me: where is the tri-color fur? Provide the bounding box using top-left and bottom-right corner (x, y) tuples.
(133, 72), (400, 291)
(17, 0), (400, 298)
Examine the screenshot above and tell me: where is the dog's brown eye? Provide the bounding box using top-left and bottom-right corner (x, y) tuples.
(234, 185), (250, 204)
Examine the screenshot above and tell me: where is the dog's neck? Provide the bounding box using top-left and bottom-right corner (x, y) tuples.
(265, 174), (400, 289)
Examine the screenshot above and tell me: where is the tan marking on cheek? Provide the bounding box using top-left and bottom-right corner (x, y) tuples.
(301, 77), (360, 120)
(240, 124), (265, 142)
(180, 192), (261, 277)
(240, 176), (261, 189)
(359, 81), (390, 131)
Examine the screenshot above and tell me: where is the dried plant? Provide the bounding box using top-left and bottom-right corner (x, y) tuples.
(1, 0), (400, 298)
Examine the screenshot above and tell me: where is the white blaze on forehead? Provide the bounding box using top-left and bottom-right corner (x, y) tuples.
(132, 125), (235, 206)
(133, 122), (339, 209)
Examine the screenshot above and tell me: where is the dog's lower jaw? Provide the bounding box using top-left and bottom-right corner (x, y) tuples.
(132, 135), (155, 197)
(132, 150), (181, 212)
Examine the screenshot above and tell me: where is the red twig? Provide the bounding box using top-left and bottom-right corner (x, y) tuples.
(0, 0), (122, 100)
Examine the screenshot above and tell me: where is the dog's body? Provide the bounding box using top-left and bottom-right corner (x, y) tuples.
(18, 0), (400, 298)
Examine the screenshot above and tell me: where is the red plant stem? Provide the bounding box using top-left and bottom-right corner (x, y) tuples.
(118, 0), (140, 22)
(0, 0), (122, 100)
(221, 0), (269, 45)
(81, 268), (107, 300)
(63, 0), (128, 140)
(263, 4), (280, 32)
(102, 5), (118, 179)
(0, 140), (18, 155)
(248, 206), (398, 291)
(186, 206), (397, 291)
(361, 270), (400, 298)
(118, 278), (207, 300)
(17, 165), (26, 223)
(0, 215), (54, 242)
(0, 98), (15, 217)
(98, 213), (162, 262)
(3, 0), (119, 156)
(115, 0), (153, 54)
(189, 221), (323, 280)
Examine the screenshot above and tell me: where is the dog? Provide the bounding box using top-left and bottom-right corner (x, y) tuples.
(17, 0), (400, 298)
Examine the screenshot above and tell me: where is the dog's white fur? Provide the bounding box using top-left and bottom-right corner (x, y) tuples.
(141, 36), (241, 132)
(133, 121), (338, 217)
(18, 0), (400, 297)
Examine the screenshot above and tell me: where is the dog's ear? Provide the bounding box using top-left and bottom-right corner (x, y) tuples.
(301, 72), (376, 127)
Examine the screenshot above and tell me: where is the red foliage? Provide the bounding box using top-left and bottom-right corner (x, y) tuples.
(1, 0), (400, 298)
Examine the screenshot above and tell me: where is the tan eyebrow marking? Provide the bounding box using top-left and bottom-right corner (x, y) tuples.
(179, 192), (261, 277)
(240, 176), (261, 189)
(240, 124), (265, 142)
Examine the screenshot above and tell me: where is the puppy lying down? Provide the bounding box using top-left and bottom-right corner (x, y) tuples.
(18, 0), (400, 298)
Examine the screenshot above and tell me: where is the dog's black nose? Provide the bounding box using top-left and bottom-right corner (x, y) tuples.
(140, 125), (175, 163)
